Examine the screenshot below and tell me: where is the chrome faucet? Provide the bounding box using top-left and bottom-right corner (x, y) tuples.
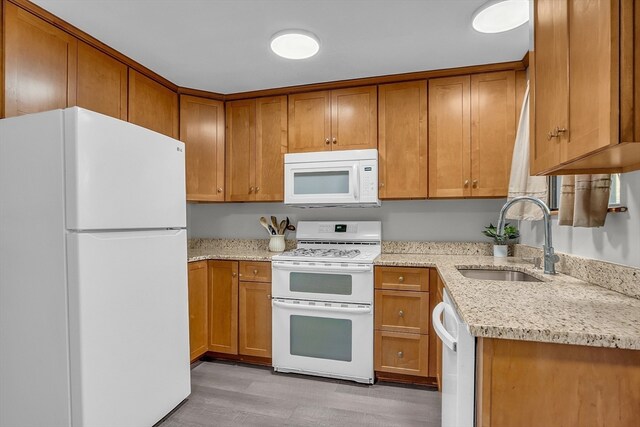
(497, 196), (558, 275)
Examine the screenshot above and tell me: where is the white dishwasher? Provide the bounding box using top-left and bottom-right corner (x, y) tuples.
(432, 289), (476, 427)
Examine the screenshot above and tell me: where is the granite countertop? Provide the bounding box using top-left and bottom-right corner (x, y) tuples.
(187, 248), (640, 350)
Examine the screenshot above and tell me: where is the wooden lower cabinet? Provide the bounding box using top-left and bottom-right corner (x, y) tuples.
(239, 281), (272, 358)
(207, 260), (239, 355)
(476, 338), (640, 427)
(188, 260), (272, 363)
(187, 261), (209, 361)
(374, 266), (436, 385)
(375, 330), (429, 377)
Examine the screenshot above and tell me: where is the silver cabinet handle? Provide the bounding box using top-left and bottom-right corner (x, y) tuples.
(397, 351), (403, 358)
(398, 310), (404, 318)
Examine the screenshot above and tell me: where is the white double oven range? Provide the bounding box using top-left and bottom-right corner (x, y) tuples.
(271, 221), (381, 384)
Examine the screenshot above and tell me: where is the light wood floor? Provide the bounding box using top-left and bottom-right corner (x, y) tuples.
(157, 361), (441, 427)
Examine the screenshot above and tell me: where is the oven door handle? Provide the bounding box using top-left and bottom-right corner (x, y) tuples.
(272, 300), (372, 315)
(272, 262), (372, 273)
(432, 302), (457, 352)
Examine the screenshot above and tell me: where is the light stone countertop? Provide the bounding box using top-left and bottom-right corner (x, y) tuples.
(188, 248), (640, 350)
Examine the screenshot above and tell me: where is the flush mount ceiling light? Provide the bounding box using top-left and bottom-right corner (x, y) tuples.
(270, 30), (320, 60)
(472, 0), (529, 33)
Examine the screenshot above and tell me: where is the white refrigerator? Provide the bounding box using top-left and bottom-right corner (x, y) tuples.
(0, 108), (191, 427)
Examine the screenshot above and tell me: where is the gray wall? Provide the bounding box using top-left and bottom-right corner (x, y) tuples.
(187, 199), (507, 242)
(518, 170), (640, 268)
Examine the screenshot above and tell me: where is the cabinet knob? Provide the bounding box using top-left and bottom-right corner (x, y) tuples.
(397, 351), (404, 358)
(267, 294), (271, 300)
(325, 138), (330, 145)
(249, 187), (255, 193)
(398, 276), (404, 282)
(380, 182), (385, 188)
(332, 137), (337, 145)
(464, 180), (469, 188)
(398, 310), (404, 318)
(472, 180), (478, 188)
(253, 269), (258, 275)
(255, 187), (260, 192)
(232, 272), (237, 277)
(217, 187), (223, 193)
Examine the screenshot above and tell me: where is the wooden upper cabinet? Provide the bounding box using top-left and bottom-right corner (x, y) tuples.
(378, 81), (428, 199)
(226, 99), (255, 201)
(288, 86), (377, 153)
(4, 2), (77, 117)
(76, 41), (127, 120)
(531, 0), (640, 174)
(471, 71), (516, 197)
(208, 260), (238, 355)
(429, 76), (471, 198)
(188, 261), (208, 362)
(180, 95), (225, 202)
(255, 96), (287, 201)
(429, 72), (515, 198)
(288, 91), (331, 152)
(226, 96), (287, 202)
(128, 69), (178, 138)
(331, 86), (377, 150)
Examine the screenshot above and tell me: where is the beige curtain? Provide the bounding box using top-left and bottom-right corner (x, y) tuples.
(558, 175), (611, 227)
(506, 83), (548, 220)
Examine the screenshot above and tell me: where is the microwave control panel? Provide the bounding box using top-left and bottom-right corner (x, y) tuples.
(359, 161), (378, 202)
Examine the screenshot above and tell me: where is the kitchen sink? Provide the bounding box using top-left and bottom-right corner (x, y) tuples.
(457, 268), (542, 282)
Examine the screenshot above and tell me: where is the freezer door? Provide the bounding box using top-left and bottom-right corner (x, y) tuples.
(65, 107), (186, 230)
(66, 229), (190, 427)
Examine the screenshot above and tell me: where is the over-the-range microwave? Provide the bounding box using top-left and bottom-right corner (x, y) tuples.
(284, 149), (381, 208)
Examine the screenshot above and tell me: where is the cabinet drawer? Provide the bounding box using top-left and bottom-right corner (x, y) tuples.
(375, 266), (429, 291)
(375, 331), (429, 377)
(239, 261), (271, 282)
(375, 290), (429, 334)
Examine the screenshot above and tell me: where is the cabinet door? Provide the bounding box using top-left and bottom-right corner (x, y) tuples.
(239, 281), (272, 358)
(4, 2), (77, 117)
(331, 86), (378, 150)
(565, 0), (618, 161)
(76, 41), (127, 120)
(188, 261), (208, 361)
(180, 95), (225, 202)
(208, 260), (238, 355)
(471, 71), (516, 197)
(531, 0), (568, 174)
(225, 99), (256, 201)
(288, 91), (331, 153)
(255, 96), (287, 201)
(428, 76), (471, 198)
(128, 69), (178, 138)
(378, 81), (428, 199)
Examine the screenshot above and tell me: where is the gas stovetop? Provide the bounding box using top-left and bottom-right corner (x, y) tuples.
(271, 221), (382, 264)
(281, 248), (362, 259)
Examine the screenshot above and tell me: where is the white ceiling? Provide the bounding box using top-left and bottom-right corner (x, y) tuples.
(31, 0), (529, 94)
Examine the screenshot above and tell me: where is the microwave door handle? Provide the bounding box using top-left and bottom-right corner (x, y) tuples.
(272, 300), (371, 315)
(432, 302), (458, 352)
(352, 165), (359, 200)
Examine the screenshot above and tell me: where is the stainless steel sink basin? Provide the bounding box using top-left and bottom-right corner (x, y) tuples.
(457, 268), (542, 282)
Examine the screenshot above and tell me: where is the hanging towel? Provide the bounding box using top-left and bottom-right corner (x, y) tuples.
(558, 174), (611, 227)
(505, 82), (548, 220)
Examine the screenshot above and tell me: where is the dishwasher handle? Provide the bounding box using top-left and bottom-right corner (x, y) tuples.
(432, 302), (457, 352)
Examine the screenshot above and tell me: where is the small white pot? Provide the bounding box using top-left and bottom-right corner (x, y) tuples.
(269, 235), (286, 252)
(493, 244), (508, 257)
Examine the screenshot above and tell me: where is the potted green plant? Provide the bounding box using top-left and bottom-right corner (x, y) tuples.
(482, 223), (520, 257)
